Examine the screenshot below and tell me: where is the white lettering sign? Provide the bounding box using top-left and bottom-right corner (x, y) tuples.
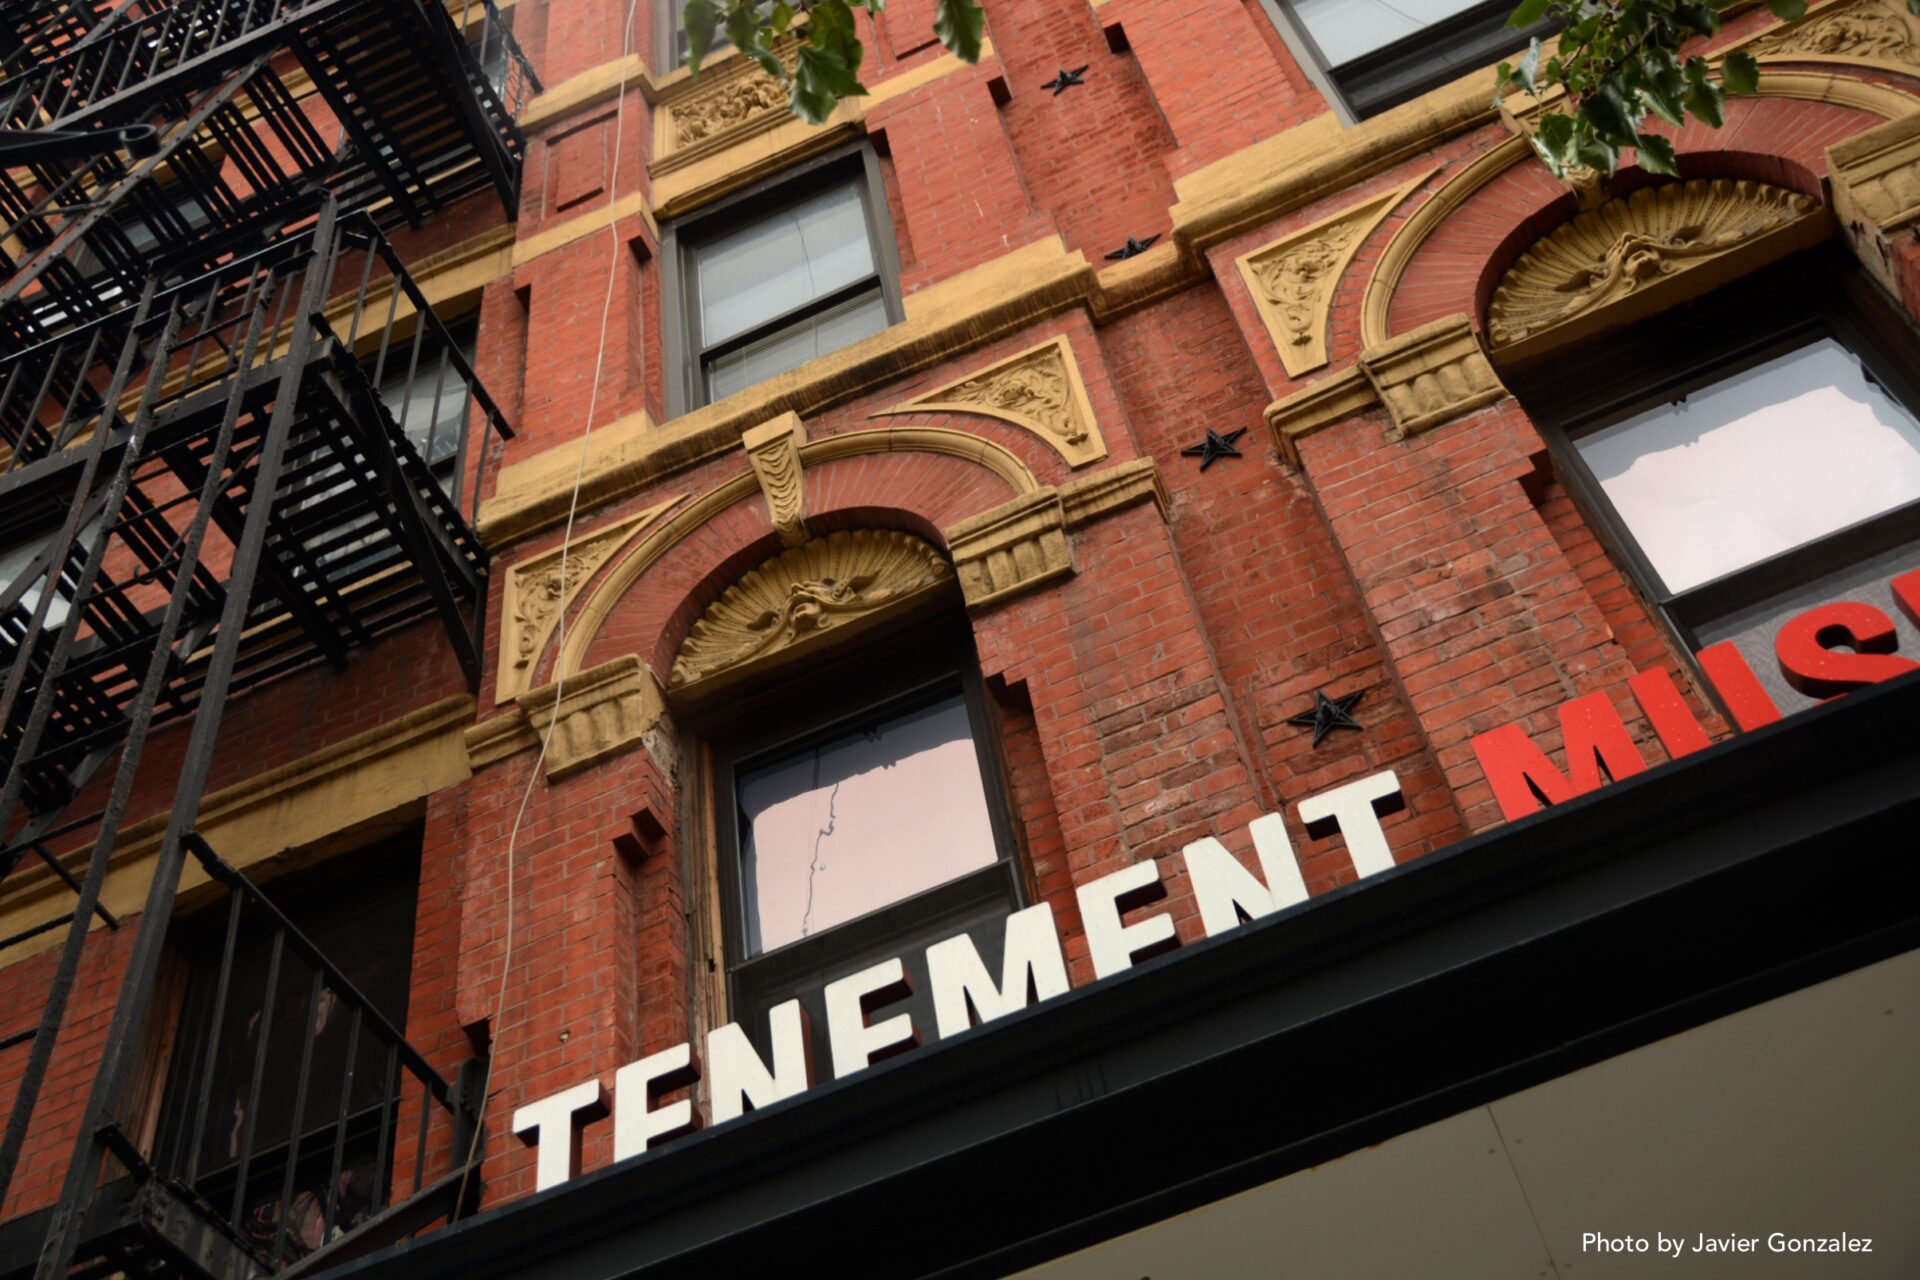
(514, 770), (1404, 1186)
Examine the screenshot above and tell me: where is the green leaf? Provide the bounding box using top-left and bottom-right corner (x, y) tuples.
(770, 0), (793, 33)
(1673, 1), (1718, 34)
(683, 0), (719, 72)
(1911, 0), (1920, 19)
(1534, 111), (1579, 173)
(723, 0), (765, 63)
(788, 0), (866, 122)
(1492, 61), (1514, 108)
(1508, 0), (1552, 28)
(1574, 131), (1619, 176)
(1764, 0), (1807, 17)
(1638, 50), (1687, 124)
(933, 0), (986, 62)
(1685, 76), (1725, 127)
(1584, 78), (1639, 144)
(1721, 50), (1759, 94)
(1636, 133), (1679, 175)
(1514, 37), (1541, 90)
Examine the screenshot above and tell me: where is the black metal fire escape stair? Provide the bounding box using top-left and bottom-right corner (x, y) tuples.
(0, 201), (505, 1280)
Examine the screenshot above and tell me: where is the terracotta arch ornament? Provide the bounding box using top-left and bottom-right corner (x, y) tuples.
(1485, 178), (1830, 366)
(1256, 70), (1917, 456)
(466, 425), (1044, 779)
(666, 529), (959, 696)
(553, 426), (1042, 693)
(1358, 71), (1915, 352)
(869, 335), (1110, 470)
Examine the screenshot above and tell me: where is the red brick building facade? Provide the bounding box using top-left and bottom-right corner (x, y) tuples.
(4, 0), (1920, 1273)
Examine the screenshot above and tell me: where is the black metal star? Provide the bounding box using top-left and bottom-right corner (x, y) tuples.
(1287, 687), (1367, 747)
(1103, 234), (1159, 261)
(1180, 427), (1245, 470)
(1041, 65), (1088, 94)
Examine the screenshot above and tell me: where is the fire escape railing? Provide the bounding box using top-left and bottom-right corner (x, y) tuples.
(0, 0), (539, 347)
(0, 200), (508, 1279)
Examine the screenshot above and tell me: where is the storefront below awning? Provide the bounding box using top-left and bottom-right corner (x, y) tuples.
(1016, 945), (1920, 1279)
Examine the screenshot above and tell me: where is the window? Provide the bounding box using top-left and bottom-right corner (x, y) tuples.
(658, 0), (773, 71)
(148, 836), (420, 1266)
(0, 517), (95, 632)
(704, 619), (1026, 1066)
(1511, 251), (1920, 717)
(1257, 0), (1553, 118)
(663, 145), (903, 414)
(291, 317), (477, 584)
(374, 320), (476, 496)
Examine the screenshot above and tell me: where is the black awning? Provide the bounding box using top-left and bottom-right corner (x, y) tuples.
(327, 671), (1920, 1280)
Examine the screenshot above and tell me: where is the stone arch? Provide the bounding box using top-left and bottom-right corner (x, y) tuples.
(1357, 73), (1915, 351)
(1483, 177), (1829, 366)
(550, 427), (1039, 687)
(664, 528), (958, 696)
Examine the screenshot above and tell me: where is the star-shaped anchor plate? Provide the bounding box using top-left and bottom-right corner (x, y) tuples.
(1181, 427), (1245, 470)
(1103, 234), (1160, 260)
(1287, 687), (1366, 747)
(1041, 65), (1089, 94)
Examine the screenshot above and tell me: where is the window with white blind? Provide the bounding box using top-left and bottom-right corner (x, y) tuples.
(1511, 250), (1920, 718)
(663, 145), (903, 414)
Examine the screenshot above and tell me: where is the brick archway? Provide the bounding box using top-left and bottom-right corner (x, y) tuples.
(1355, 77), (1913, 351)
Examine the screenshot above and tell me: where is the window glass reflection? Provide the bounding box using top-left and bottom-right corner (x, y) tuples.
(735, 691), (997, 955)
(696, 182), (875, 347)
(1575, 336), (1920, 593)
(1292, 0), (1487, 64)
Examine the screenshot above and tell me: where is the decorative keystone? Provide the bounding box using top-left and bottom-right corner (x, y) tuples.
(743, 412), (809, 547)
(1357, 314), (1508, 440)
(945, 490), (1073, 610)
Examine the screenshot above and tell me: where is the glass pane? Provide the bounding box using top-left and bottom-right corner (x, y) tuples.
(379, 339), (473, 469)
(705, 286), (888, 402)
(1292, 0), (1488, 65)
(735, 691), (998, 955)
(0, 520), (94, 629)
(1575, 337), (1920, 594)
(696, 182), (875, 346)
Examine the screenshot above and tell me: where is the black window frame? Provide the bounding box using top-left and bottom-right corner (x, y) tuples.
(1507, 247), (1920, 662)
(659, 141), (905, 418)
(148, 832), (423, 1265)
(703, 615), (1027, 1064)
(1258, 0), (1555, 119)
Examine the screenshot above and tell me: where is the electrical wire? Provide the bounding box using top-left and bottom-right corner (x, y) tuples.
(452, 0), (643, 1217)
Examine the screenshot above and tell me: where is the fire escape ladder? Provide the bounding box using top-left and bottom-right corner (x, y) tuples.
(0, 202), (508, 1277)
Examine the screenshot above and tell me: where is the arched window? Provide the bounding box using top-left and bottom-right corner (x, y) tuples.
(669, 530), (1028, 1067)
(1505, 245), (1920, 716)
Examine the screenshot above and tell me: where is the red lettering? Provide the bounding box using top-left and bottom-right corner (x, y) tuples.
(1893, 567), (1920, 630)
(1471, 692), (1647, 822)
(1696, 642), (1783, 732)
(1627, 667), (1713, 759)
(1774, 602), (1917, 699)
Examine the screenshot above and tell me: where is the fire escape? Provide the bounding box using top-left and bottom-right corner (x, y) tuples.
(0, 0), (537, 1275)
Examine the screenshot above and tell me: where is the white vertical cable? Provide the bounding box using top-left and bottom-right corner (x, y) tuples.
(454, 0), (643, 1213)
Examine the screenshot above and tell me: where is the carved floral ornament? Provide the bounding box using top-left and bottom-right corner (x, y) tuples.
(1486, 179), (1824, 351)
(873, 337), (1108, 469)
(1235, 170), (1434, 377)
(1740, 0), (1920, 66)
(659, 44), (802, 161)
(668, 530), (954, 688)
(497, 496), (686, 703)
